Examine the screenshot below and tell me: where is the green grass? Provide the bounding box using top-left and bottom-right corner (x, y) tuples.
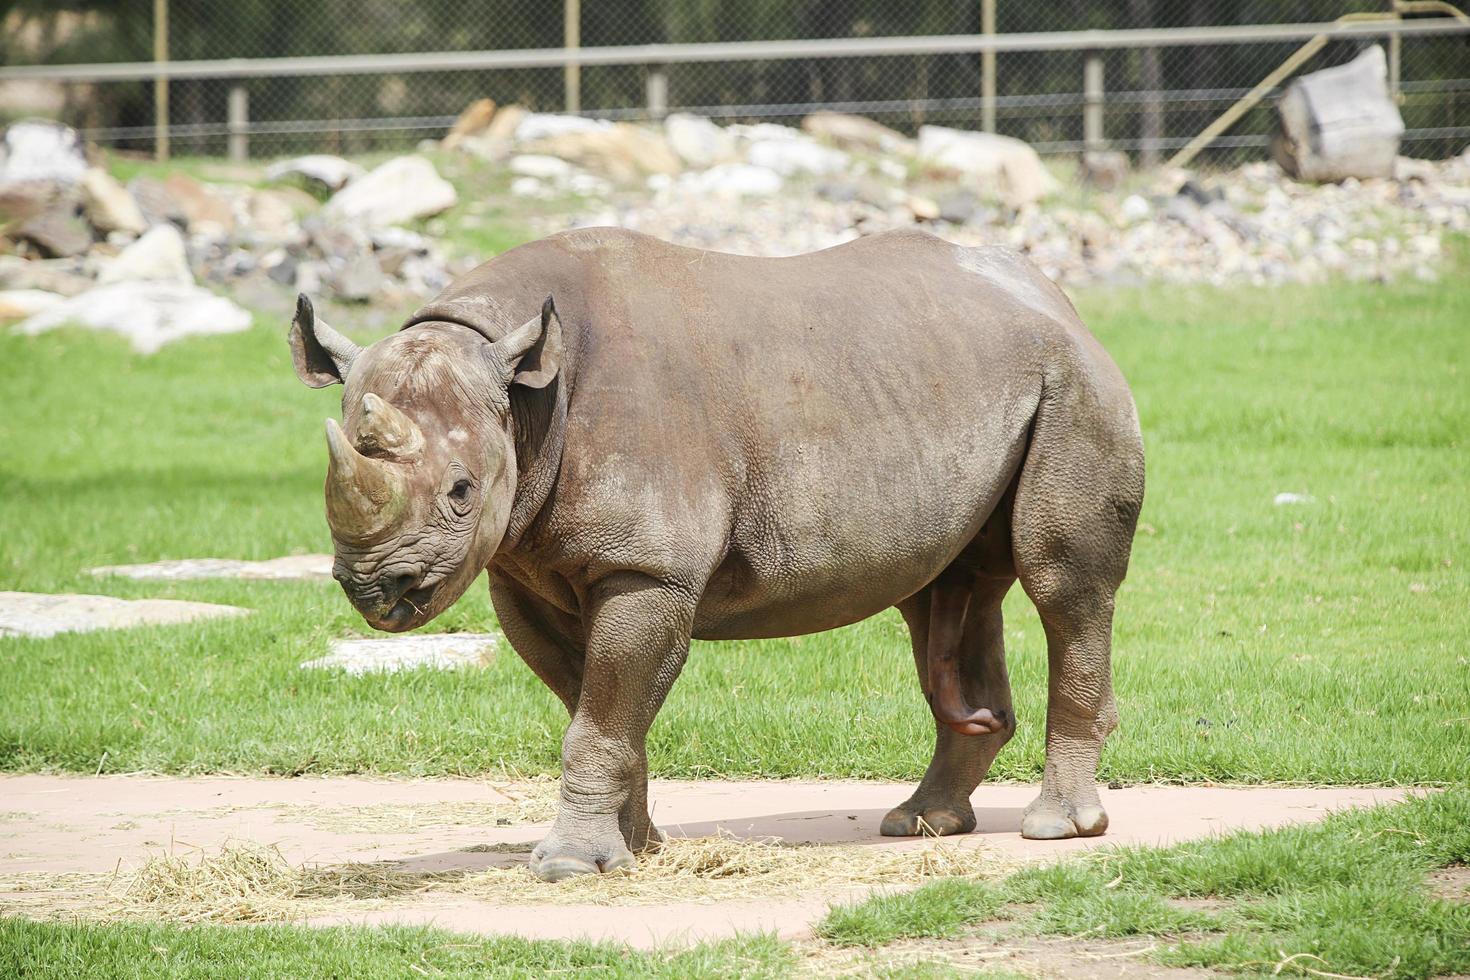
(0, 921), (792, 979)
(1, 262), (1467, 780)
(817, 789), (1470, 979)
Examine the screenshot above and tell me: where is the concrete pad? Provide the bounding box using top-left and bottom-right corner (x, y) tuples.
(299, 633), (499, 675)
(0, 591), (248, 639)
(89, 555), (333, 582)
(0, 774), (1410, 947)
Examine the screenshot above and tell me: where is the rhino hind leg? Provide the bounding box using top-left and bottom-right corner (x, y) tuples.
(881, 571), (1017, 838)
(1010, 373), (1144, 841)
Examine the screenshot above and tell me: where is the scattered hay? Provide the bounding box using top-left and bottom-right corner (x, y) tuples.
(459, 842), (536, 854)
(444, 831), (1015, 906)
(0, 831), (1012, 923)
(0, 842), (457, 924)
(114, 841), (458, 923)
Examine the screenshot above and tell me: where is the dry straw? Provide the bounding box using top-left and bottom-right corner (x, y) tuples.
(0, 829), (1012, 924)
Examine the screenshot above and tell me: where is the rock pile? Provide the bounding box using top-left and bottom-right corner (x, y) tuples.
(0, 122), (463, 350)
(443, 102), (1467, 287)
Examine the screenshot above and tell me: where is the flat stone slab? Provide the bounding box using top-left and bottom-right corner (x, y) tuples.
(0, 774), (1412, 947)
(90, 554), (334, 582)
(0, 591), (248, 639)
(300, 633), (499, 675)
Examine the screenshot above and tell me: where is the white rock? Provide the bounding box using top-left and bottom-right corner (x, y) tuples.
(98, 224), (192, 285)
(917, 126), (1059, 207)
(264, 154), (364, 192)
(15, 280), (251, 353)
(89, 555), (333, 581)
(568, 173), (612, 197)
(79, 168), (147, 235)
(247, 189), (300, 239)
(510, 176), (549, 198)
(514, 113), (612, 142)
(301, 633), (499, 676)
(745, 137), (849, 177)
(322, 156), (457, 227)
(0, 591), (247, 639)
(0, 288), (65, 319)
(729, 122), (805, 143)
(509, 154), (574, 181)
(684, 164), (783, 197)
(876, 158), (909, 182)
(1273, 492), (1315, 506)
(1121, 194), (1151, 222)
(664, 113), (735, 169)
(0, 121), (87, 185)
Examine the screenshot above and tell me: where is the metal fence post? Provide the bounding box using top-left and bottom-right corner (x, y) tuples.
(227, 85), (249, 161)
(153, 0), (169, 161)
(981, 0), (997, 132)
(564, 0), (581, 114)
(1387, 1), (1402, 102)
(646, 66), (668, 120)
(1084, 51), (1104, 151)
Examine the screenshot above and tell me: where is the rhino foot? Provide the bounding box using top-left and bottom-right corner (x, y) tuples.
(880, 800), (976, 837)
(1020, 799), (1108, 840)
(530, 829), (636, 882)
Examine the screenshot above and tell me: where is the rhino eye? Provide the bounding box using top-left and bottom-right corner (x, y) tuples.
(448, 479), (471, 502)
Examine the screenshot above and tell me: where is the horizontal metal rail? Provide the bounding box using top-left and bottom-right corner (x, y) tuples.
(76, 116), (1470, 152)
(3, 17), (1468, 83)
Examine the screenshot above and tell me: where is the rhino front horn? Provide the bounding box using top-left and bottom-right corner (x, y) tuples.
(324, 418), (407, 542)
(357, 393), (424, 459)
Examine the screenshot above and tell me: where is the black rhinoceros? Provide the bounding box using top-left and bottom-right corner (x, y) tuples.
(289, 227), (1145, 882)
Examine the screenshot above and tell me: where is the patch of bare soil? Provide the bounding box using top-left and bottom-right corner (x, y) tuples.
(1429, 864), (1470, 903)
(806, 930), (1217, 979)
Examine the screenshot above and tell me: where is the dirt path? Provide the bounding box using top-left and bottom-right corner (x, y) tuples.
(0, 775), (1408, 948)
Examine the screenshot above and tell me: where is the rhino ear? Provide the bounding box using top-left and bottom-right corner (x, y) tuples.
(289, 293), (362, 388)
(493, 295), (563, 389)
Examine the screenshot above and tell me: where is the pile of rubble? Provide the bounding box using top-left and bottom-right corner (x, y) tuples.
(438, 102), (1468, 288)
(585, 155), (1469, 288)
(0, 121), (463, 349)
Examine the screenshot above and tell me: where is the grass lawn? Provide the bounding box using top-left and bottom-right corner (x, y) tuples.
(1, 257), (1467, 782)
(0, 920), (793, 978)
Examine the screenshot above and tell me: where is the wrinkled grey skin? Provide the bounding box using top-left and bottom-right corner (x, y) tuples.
(289, 228), (1145, 883)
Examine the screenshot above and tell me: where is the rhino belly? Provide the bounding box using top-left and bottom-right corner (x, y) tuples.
(691, 431), (1024, 640)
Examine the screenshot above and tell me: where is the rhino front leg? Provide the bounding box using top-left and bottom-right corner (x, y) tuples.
(530, 571), (694, 882)
(491, 573), (661, 849)
(489, 573), (584, 713)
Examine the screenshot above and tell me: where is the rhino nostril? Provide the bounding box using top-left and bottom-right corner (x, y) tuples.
(384, 571), (421, 606)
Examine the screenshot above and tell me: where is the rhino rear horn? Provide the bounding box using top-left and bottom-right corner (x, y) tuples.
(290, 294), (362, 388)
(357, 392), (424, 459)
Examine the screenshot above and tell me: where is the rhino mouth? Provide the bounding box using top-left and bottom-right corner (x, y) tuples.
(379, 583), (438, 632)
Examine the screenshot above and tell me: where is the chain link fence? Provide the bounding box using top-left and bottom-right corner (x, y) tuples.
(2, 0), (1467, 163)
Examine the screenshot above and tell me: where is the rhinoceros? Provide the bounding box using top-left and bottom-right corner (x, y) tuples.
(289, 227), (1144, 882)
